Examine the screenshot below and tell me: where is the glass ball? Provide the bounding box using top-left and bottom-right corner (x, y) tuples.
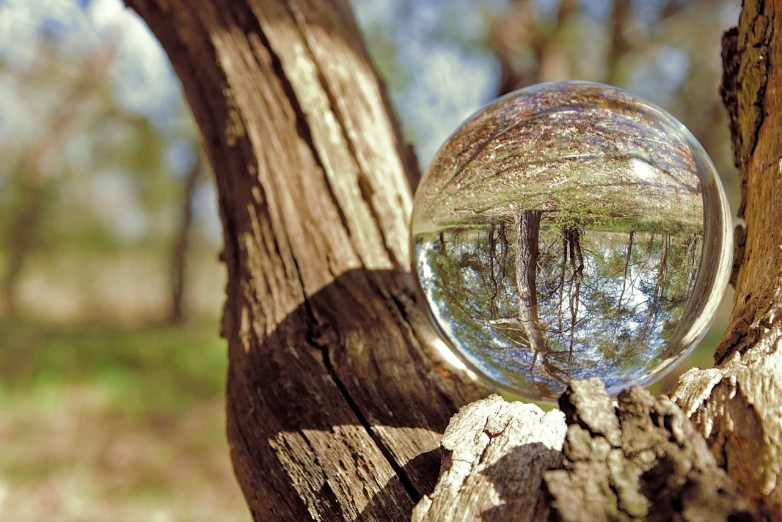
(411, 81), (732, 402)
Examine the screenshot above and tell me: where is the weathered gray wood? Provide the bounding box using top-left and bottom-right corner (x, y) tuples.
(412, 395), (566, 522)
(414, 381), (757, 522)
(671, 334), (782, 518)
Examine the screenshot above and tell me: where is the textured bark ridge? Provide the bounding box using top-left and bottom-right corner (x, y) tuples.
(414, 381), (757, 522)
(717, 0), (777, 360)
(412, 395), (566, 522)
(545, 380), (757, 521)
(124, 0), (780, 520)
(671, 336), (782, 518)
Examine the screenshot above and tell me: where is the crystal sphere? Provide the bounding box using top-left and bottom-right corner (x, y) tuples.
(411, 81), (732, 402)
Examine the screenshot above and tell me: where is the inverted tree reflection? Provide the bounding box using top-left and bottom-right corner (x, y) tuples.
(416, 212), (701, 400)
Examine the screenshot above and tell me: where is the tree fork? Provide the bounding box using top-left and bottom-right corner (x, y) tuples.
(124, 0), (780, 519)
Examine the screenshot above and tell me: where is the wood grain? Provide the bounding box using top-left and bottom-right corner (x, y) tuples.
(124, 0), (487, 519)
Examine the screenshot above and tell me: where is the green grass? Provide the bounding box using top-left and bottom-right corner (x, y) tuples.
(0, 319), (251, 522)
(0, 320), (227, 416)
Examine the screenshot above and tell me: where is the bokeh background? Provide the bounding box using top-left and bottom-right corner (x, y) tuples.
(0, 0), (740, 520)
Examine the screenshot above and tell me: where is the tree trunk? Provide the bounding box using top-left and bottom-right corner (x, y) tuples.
(124, 1), (485, 520)
(606, 0), (631, 85)
(168, 150), (202, 324)
(515, 210), (546, 355)
(493, 0), (577, 95)
(124, 0), (780, 520)
(671, 1), (782, 516)
(2, 49), (112, 317)
(2, 182), (44, 318)
(616, 230), (635, 317)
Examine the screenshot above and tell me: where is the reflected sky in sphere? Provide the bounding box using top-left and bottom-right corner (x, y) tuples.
(411, 81), (732, 402)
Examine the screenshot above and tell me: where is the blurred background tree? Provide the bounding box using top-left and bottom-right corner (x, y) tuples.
(0, 0), (740, 520)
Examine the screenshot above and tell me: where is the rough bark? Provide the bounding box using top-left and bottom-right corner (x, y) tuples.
(412, 395), (566, 522)
(670, 1), (782, 518)
(545, 380), (757, 521)
(124, 0), (781, 520)
(124, 1), (485, 520)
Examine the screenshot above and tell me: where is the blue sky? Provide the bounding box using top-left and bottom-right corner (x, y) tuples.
(0, 0), (737, 164)
(0, 0), (179, 122)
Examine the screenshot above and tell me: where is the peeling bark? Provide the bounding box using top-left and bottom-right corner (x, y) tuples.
(416, 380), (758, 522)
(672, 330), (782, 518)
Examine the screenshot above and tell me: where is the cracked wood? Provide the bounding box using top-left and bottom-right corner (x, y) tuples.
(412, 395), (566, 522)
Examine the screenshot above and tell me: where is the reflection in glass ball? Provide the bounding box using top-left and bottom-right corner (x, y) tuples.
(411, 81), (732, 402)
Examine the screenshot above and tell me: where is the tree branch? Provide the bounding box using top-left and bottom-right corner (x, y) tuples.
(420, 1), (782, 517)
(668, 1), (782, 517)
(124, 0), (486, 519)
(546, 380), (757, 521)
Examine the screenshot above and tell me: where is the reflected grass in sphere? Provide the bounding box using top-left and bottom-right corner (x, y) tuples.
(411, 81), (732, 402)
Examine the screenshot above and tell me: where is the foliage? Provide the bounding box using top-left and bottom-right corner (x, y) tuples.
(0, 320), (226, 415)
(0, 320), (250, 522)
